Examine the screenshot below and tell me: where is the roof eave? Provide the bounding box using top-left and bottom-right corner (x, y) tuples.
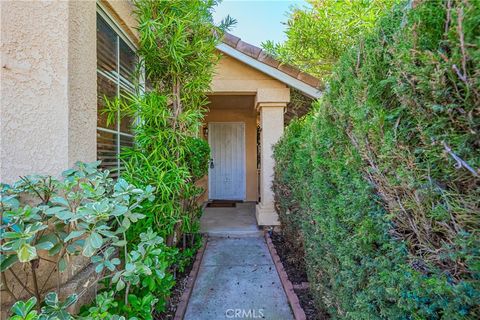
(216, 43), (322, 99)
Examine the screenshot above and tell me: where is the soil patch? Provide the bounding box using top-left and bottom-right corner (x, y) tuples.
(270, 231), (329, 320)
(154, 234), (202, 320)
(154, 261), (194, 320)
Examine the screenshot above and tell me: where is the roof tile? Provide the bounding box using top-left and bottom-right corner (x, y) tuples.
(220, 33), (321, 93)
(236, 40), (262, 59)
(278, 63), (301, 78)
(297, 72), (321, 88)
(257, 51), (280, 68)
(223, 33), (241, 48)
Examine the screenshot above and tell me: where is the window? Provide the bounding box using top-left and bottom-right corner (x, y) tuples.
(96, 11), (137, 178)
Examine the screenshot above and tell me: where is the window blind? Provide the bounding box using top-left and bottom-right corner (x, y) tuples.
(96, 13), (136, 178)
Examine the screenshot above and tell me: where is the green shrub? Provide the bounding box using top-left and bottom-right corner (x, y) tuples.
(274, 1), (479, 319)
(185, 137), (210, 181)
(262, 0), (396, 80)
(0, 162), (176, 319)
(113, 92), (207, 243)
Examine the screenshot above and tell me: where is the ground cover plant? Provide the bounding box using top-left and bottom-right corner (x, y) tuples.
(274, 0), (479, 319)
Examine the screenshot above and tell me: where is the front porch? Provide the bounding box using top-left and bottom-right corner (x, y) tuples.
(198, 35), (320, 226)
(200, 202), (261, 237)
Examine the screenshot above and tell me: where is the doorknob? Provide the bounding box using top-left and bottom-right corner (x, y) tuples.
(209, 158), (214, 169)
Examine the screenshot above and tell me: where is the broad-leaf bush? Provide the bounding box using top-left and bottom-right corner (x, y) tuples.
(274, 1), (479, 319)
(0, 162), (177, 318)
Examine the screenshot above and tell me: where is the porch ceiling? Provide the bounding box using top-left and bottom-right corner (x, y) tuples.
(207, 95), (255, 110)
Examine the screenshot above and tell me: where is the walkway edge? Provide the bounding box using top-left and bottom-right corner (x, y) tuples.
(174, 235), (208, 320)
(265, 231), (307, 320)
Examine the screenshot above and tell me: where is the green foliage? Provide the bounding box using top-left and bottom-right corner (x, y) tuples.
(9, 297), (38, 320)
(79, 230), (174, 319)
(111, 229), (176, 312)
(1, 162), (176, 319)
(274, 1), (480, 319)
(81, 292), (124, 320)
(8, 293), (78, 320)
(185, 136), (210, 180)
(134, 0), (234, 121)
(7, 228), (174, 320)
(109, 0), (233, 246)
(79, 229), (174, 319)
(1, 162), (153, 303)
(113, 92), (207, 243)
(41, 292), (78, 319)
(263, 0), (397, 80)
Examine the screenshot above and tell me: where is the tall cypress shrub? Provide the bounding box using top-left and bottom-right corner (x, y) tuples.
(274, 1), (479, 318)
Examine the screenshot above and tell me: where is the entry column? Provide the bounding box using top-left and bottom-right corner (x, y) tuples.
(255, 88), (289, 225)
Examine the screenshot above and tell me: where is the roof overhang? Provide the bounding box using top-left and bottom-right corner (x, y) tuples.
(216, 43), (322, 99)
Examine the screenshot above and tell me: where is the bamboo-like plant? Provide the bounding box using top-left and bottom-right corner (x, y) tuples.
(110, 0), (235, 247)
(135, 0), (235, 129)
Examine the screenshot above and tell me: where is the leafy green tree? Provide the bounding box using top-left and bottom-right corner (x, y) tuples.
(263, 0), (397, 80)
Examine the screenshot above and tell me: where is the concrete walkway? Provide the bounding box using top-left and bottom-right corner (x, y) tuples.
(184, 203), (293, 320)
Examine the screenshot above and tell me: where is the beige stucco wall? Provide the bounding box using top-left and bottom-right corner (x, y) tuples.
(0, 0), (137, 184)
(256, 104), (285, 225)
(0, 1), (138, 316)
(212, 54), (287, 94)
(1, 0), (74, 183)
(68, 0), (98, 168)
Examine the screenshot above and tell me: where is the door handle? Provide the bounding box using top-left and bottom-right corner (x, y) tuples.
(209, 158), (214, 169)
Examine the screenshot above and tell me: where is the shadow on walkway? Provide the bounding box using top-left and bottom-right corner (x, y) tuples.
(184, 202), (294, 319)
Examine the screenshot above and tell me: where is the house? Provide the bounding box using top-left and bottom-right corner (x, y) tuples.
(0, 1), (321, 228)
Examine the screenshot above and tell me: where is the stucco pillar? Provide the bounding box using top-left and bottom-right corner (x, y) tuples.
(0, 1), (97, 183)
(255, 88), (289, 226)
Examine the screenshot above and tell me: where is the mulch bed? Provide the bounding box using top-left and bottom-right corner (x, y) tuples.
(270, 231), (329, 320)
(154, 261), (194, 319)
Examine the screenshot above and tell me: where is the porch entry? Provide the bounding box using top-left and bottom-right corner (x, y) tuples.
(208, 122), (246, 200)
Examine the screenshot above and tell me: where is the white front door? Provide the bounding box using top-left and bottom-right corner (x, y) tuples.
(208, 122), (246, 200)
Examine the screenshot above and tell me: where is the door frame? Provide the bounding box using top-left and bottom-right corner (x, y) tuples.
(207, 121), (247, 200)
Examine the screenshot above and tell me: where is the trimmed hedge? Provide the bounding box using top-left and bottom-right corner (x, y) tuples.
(274, 1), (479, 319)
